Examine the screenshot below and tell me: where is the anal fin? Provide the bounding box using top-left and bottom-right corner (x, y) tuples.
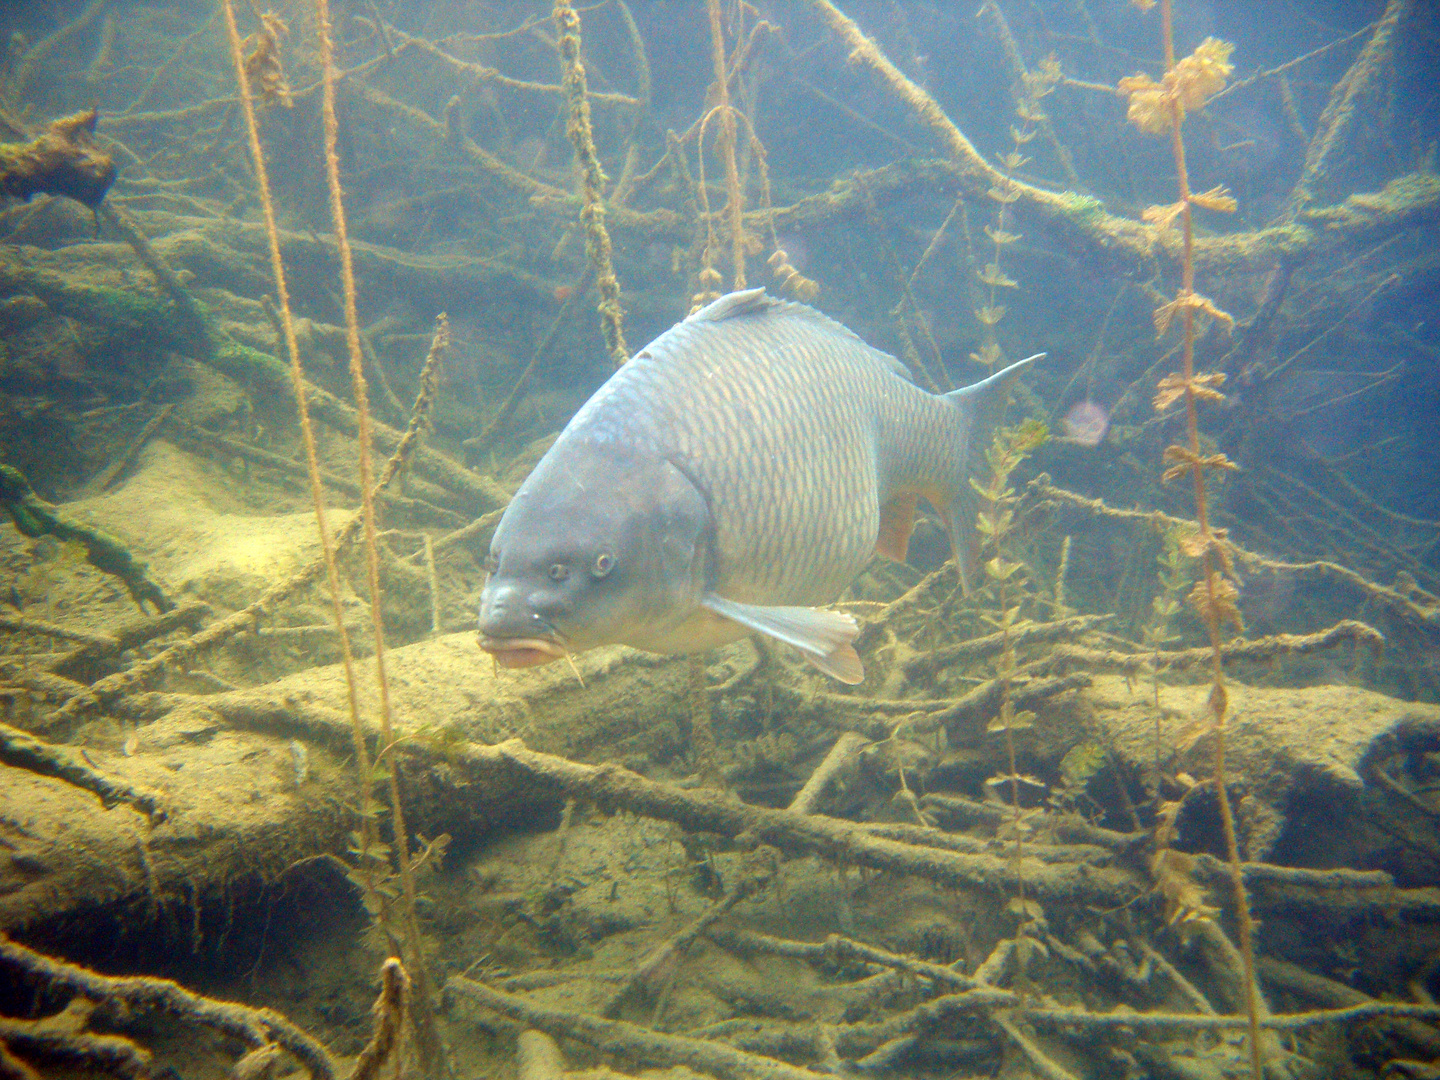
(875, 493), (919, 561)
(701, 593), (864, 684)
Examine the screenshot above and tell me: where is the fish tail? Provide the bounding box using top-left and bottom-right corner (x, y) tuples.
(942, 354), (1042, 592)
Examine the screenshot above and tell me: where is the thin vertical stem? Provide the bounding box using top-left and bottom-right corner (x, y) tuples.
(706, 0), (745, 289)
(1159, 2), (1261, 1076)
(219, 0), (376, 876)
(554, 0), (629, 367)
(314, 0), (442, 1071)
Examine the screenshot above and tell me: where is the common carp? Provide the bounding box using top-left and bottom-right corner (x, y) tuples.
(478, 288), (1038, 683)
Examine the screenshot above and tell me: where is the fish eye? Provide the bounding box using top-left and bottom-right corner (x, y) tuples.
(592, 552), (615, 578)
(548, 563), (569, 582)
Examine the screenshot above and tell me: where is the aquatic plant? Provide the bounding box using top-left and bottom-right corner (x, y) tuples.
(315, 0), (446, 1067)
(973, 418), (1048, 962)
(689, 2), (817, 312)
(554, 0), (629, 369)
(221, 0), (444, 1070)
(971, 57), (1059, 372)
(1119, 2), (1261, 1075)
(1, 2), (1434, 1076)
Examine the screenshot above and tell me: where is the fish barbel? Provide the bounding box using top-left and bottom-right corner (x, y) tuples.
(478, 289), (1039, 683)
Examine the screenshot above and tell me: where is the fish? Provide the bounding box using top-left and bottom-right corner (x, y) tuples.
(478, 288), (1039, 684)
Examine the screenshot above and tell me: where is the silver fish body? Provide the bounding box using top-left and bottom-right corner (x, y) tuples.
(479, 289), (1037, 682)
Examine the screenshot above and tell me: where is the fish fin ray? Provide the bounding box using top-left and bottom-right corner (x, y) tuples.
(682, 290), (905, 380)
(686, 288), (775, 323)
(942, 353), (1043, 592)
(875, 493), (919, 561)
(701, 594), (864, 684)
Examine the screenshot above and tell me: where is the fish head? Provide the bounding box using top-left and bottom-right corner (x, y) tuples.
(478, 440), (710, 668)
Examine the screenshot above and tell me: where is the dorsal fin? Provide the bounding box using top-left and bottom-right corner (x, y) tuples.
(680, 288), (915, 384)
(686, 287), (776, 323)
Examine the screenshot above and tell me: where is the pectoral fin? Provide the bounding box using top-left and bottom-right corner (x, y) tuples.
(701, 594), (864, 684)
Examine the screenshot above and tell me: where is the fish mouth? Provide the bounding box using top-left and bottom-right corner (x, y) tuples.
(477, 635), (569, 669)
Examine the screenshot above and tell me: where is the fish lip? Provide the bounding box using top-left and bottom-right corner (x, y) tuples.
(477, 634), (569, 669)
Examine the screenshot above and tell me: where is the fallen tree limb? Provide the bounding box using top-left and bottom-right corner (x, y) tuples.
(1022, 475), (1439, 631)
(0, 721), (164, 817)
(1034, 620), (1386, 677)
(46, 601), (209, 681)
(465, 739), (1139, 906)
(927, 672), (1093, 733)
(901, 614), (1113, 678)
(0, 1010), (151, 1080)
(0, 934), (336, 1080)
(0, 614), (115, 650)
(167, 417), (464, 527)
(446, 975), (822, 1080)
(0, 109), (115, 207)
(0, 242), (508, 516)
(706, 927), (983, 991)
(0, 463), (171, 614)
(53, 359), (452, 718)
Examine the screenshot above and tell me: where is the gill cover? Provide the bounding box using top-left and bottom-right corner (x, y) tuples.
(482, 438), (711, 653)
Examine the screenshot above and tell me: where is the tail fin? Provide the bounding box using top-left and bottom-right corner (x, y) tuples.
(942, 353), (1042, 593)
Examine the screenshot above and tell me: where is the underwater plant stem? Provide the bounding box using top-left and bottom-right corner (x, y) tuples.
(1156, 2), (1261, 1075)
(315, 0), (443, 1071)
(349, 958), (409, 1080)
(554, 0), (629, 368)
(978, 0), (1079, 188)
(705, 0), (746, 290)
(221, 0), (379, 901)
(997, 574), (1027, 933)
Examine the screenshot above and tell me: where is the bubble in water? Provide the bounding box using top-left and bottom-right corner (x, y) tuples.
(1063, 400), (1109, 447)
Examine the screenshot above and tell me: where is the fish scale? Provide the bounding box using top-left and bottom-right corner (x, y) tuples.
(478, 288), (1039, 683)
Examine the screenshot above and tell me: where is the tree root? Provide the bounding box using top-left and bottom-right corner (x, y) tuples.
(0, 109), (115, 208)
(0, 721), (165, 817)
(1035, 619), (1386, 677)
(1022, 474), (1440, 631)
(448, 975), (824, 1080)
(0, 463), (171, 614)
(0, 934), (336, 1080)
